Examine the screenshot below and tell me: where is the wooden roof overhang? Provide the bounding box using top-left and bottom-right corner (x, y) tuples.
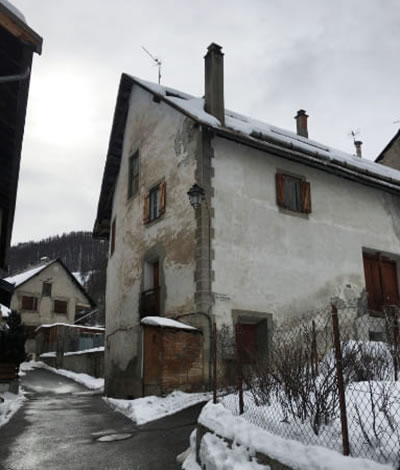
(0, 6), (42, 271)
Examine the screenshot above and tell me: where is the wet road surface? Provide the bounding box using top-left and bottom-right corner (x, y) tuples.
(0, 369), (204, 470)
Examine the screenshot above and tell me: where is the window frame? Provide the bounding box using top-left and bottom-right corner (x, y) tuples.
(53, 299), (68, 315)
(21, 295), (39, 312)
(42, 282), (52, 297)
(127, 151), (139, 200)
(276, 172), (311, 214)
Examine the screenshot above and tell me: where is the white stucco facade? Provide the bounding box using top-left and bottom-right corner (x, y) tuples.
(211, 137), (400, 328)
(8, 260), (92, 353)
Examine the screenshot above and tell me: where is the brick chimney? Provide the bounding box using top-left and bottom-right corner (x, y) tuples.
(354, 140), (363, 158)
(295, 109), (309, 138)
(204, 43), (225, 125)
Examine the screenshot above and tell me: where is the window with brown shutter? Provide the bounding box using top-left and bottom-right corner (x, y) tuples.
(144, 182), (166, 224)
(54, 299), (68, 314)
(21, 296), (38, 311)
(276, 173), (311, 214)
(363, 252), (399, 314)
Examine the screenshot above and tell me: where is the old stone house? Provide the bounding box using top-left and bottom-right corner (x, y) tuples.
(94, 43), (400, 398)
(4, 258), (94, 355)
(0, 1), (42, 309)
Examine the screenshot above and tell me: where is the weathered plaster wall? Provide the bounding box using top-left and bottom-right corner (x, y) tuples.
(212, 137), (400, 328)
(105, 86), (198, 397)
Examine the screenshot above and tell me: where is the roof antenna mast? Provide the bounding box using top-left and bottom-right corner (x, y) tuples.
(142, 46), (162, 84)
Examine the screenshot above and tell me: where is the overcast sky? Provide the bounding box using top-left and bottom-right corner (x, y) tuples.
(10, 0), (400, 244)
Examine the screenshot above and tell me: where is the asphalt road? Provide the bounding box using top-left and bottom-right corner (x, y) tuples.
(0, 369), (204, 470)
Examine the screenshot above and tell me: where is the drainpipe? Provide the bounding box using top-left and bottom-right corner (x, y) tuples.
(0, 67), (30, 84)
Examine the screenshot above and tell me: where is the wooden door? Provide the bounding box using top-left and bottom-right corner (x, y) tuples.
(237, 323), (257, 363)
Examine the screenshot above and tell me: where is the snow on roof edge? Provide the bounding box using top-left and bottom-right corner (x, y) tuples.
(130, 76), (400, 186)
(141, 316), (198, 331)
(0, 0), (26, 22)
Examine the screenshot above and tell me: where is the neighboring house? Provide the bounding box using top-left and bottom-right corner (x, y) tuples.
(4, 258), (94, 355)
(0, 1), (42, 307)
(94, 43), (400, 398)
(376, 130), (400, 171)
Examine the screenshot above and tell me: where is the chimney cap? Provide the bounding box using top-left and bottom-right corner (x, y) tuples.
(295, 109), (308, 118)
(206, 42), (223, 54)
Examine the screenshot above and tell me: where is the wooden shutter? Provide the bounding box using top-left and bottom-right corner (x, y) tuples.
(363, 254), (383, 312)
(143, 193), (150, 224)
(275, 173), (286, 208)
(381, 258), (399, 306)
(159, 182), (166, 215)
(300, 180), (312, 213)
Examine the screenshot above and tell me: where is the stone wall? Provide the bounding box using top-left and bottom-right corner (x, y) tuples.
(41, 350), (104, 378)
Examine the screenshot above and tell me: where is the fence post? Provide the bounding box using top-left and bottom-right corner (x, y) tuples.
(235, 324), (244, 415)
(213, 322), (217, 404)
(331, 304), (350, 456)
(392, 307), (399, 381)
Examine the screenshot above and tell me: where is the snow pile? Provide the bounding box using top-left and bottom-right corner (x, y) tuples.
(40, 346), (104, 358)
(0, 303), (10, 318)
(20, 361), (104, 391)
(0, 390), (25, 428)
(105, 390), (210, 425)
(141, 316), (197, 331)
(186, 403), (391, 470)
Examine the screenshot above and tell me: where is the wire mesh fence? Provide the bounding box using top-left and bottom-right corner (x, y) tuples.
(213, 301), (400, 468)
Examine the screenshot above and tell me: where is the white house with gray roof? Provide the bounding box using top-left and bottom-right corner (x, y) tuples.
(94, 43), (400, 399)
(4, 258), (94, 355)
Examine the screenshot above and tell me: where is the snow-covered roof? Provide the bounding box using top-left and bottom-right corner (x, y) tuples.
(36, 322), (105, 332)
(4, 261), (53, 288)
(0, 303), (10, 318)
(0, 0), (26, 23)
(133, 76), (400, 186)
(141, 316), (198, 331)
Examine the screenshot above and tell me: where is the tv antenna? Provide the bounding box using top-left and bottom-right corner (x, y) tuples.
(142, 46), (162, 84)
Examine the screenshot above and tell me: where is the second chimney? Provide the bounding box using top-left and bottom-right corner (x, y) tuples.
(204, 43), (225, 125)
(295, 109), (309, 138)
(354, 140), (363, 158)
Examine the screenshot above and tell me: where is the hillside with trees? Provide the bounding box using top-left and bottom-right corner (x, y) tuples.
(7, 232), (108, 325)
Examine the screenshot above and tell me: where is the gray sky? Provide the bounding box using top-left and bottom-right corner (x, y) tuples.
(10, 0), (400, 244)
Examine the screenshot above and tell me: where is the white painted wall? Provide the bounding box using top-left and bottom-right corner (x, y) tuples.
(212, 137), (400, 327)
(10, 262), (91, 352)
(105, 85), (198, 396)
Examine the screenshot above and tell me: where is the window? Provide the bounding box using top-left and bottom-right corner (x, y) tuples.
(42, 282), (52, 297)
(363, 252), (399, 314)
(110, 218), (116, 256)
(143, 182), (166, 224)
(54, 299), (68, 314)
(128, 151), (139, 199)
(21, 296), (38, 311)
(276, 173), (311, 213)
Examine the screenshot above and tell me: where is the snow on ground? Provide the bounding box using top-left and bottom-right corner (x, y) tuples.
(0, 390), (25, 429)
(19, 361), (104, 391)
(184, 402), (392, 470)
(105, 390), (211, 425)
